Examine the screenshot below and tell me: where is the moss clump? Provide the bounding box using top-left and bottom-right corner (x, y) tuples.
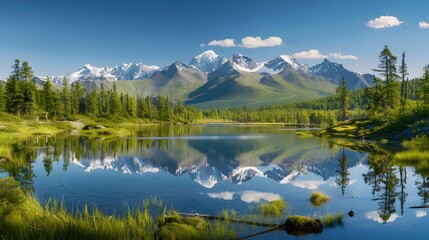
(157, 211), (208, 240)
(322, 213), (343, 227)
(259, 199), (286, 218)
(284, 215), (324, 235)
(158, 222), (199, 240)
(310, 192), (330, 206)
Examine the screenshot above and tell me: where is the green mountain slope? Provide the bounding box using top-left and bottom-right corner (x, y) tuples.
(185, 68), (336, 109)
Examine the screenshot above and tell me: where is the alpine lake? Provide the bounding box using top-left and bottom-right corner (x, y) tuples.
(1, 124), (428, 239)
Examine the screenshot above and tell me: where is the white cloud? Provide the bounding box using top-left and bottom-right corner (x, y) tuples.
(240, 191), (281, 203)
(205, 36), (282, 48)
(367, 15), (403, 29)
(240, 36), (282, 48)
(419, 21), (429, 29)
(207, 191), (235, 200)
(365, 211), (399, 223)
(292, 49), (327, 59)
(329, 52), (359, 60)
(208, 39), (236, 47)
(199, 43), (205, 47)
(291, 180), (325, 189)
(416, 210), (427, 218)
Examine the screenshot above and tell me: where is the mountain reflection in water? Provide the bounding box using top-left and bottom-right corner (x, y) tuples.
(1, 125), (428, 231)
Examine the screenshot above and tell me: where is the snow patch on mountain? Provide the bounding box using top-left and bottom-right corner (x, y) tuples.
(65, 63), (160, 82)
(189, 50), (228, 73)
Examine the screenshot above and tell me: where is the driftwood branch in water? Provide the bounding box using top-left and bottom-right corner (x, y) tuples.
(177, 212), (278, 228)
(409, 205), (429, 209)
(177, 212), (324, 240)
(178, 212), (281, 240)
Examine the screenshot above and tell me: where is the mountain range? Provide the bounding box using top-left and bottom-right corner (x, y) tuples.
(34, 50), (374, 108)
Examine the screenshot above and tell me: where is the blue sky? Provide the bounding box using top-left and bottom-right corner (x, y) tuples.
(1, 0), (428, 79)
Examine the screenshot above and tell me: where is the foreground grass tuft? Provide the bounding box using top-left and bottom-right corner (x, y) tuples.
(0, 178), (234, 240)
(310, 192), (330, 206)
(322, 213), (343, 227)
(259, 199), (286, 218)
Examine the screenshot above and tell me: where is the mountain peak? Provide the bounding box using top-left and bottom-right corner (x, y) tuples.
(189, 50), (227, 73)
(197, 50), (217, 58)
(231, 53), (258, 71)
(83, 64), (94, 69)
(309, 59), (371, 89)
(66, 62), (160, 82)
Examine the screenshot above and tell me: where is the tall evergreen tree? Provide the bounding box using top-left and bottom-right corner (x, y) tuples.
(366, 77), (384, 117)
(87, 89), (100, 116)
(0, 83), (5, 112)
(62, 77), (72, 117)
(336, 77), (350, 121)
(110, 89), (122, 115)
(42, 77), (55, 117)
(399, 52), (408, 107)
(19, 61), (37, 115)
(376, 46), (400, 109)
(71, 82), (84, 115)
(420, 66), (429, 104)
(5, 61), (25, 115)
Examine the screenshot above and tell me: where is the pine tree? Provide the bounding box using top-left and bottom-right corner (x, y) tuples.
(420, 66), (429, 104)
(62, 77), (72, 117)
(376, 46), (399, 109)
(87, 89), (99, 116)
(5, 61), (25, 115)
(43, 77), (55, 117)
(71, 82), (84, 115)
(174, 99), (185, 119)
(110, 89), (122, 115)
(399, 52), (408, 108)
(52, 90), (64, 118)
(0, 83), (5, 112)
(366, 77), (384, 118)
(99, 83), (109, 114)
(145, 96), (153, 120)
(336, 77), (350, 121)
(19, 61), (37, 115)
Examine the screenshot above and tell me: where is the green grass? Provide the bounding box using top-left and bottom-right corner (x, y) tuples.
(402, 136), (429, 151)
(322, 213), (343, 227)
(0, 178), (235, 240)
(310, 192), (330, 206)
(0, 144), (12, 162)
(218, 209), (238, 222)
(394, 150), (429, 163)
(258, 199), (286, 218)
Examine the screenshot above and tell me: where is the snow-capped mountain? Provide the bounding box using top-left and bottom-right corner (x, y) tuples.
(213, 54), (309, 75)
(65, 63), (160, 82)
(309, 58), (372, 90)
(231, 53), (259, 71)
(189, 50), (228, 73)
(33, 76), (65, 85)
(150, 61), (207, 88)
(264, 55), (306, 72)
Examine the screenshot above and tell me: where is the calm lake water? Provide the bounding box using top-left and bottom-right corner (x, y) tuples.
(1, 125), (428, 239)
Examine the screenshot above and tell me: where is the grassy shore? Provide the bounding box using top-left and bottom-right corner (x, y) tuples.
(0, 177), (346, 239)
(0, 112), (138, 140)
(315, 106), (429, 142)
